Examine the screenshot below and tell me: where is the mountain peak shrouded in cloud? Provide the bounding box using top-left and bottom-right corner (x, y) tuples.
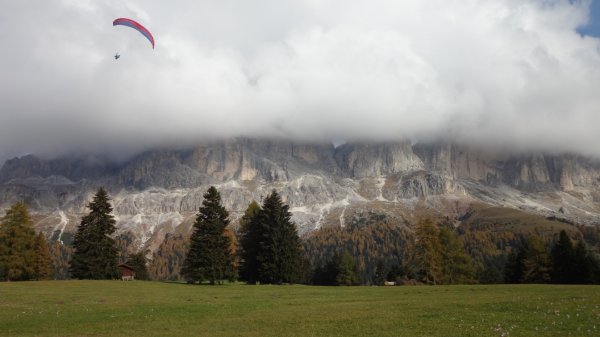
(1, 0), (600, 164)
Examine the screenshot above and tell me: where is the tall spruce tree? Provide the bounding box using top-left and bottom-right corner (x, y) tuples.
(238, 200), (262, 284)
(550, 230), (575, 284)
(256, 190), (304, 284)
(0, 202), (37, 281)
(69, 187), (119, 279)
(572, 241), (593, 283)
(182, 186), (234, 284)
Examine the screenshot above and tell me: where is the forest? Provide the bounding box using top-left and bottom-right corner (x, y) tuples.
(1, 186), (600, 285)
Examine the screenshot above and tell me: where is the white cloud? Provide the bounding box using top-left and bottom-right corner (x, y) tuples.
(1, 0), (599, 161)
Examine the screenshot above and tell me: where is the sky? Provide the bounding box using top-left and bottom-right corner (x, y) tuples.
(1, 0), (600, 162)
(577, 0), (600, 35)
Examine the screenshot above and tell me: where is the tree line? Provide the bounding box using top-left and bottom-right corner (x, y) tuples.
(182, 187), (308, 284)
(2, 186), (600, 285)
(503, 231), (600, 284)
(17, 186), (307, 284)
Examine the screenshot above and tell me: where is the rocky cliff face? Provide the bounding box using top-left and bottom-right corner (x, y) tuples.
(335, 141), (424, 178)
(2, 138), (599, 252)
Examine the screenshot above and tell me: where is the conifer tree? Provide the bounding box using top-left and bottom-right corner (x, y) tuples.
(549, 233), (600, 284)
(572, 241), (593, 283)
(504, 247), (525, 283)
(257, 190), (304, 284)
(70, 187), (119, 279)
(550, 230), (575, 284)
(33, 232), (54, 280)
(238, 200), (262, 284)
(0, 202), (37, 281)
(335, 251), (359, 286)
(182, 186), (234, 284)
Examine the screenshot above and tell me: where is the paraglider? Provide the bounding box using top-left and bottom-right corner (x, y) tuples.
(113, 18), (154, 58)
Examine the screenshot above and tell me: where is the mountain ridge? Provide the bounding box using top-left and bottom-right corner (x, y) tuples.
(2, 138), (599, 252)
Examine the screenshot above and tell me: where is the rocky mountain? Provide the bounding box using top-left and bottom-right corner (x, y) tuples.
(1, 138), (599, 252)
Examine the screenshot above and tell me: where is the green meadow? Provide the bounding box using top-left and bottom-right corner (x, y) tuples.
(1, 281), (599, 337)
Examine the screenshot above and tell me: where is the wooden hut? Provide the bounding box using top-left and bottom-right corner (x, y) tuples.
(118, 264), (135, 281)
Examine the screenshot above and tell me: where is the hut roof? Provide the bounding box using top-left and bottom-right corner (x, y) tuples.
(117, 264), (135, 271)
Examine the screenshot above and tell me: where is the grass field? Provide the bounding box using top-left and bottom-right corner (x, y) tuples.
(1, 281), (599, 337)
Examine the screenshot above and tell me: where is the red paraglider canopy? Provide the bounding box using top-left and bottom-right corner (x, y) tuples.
(113, 18), (154, 49)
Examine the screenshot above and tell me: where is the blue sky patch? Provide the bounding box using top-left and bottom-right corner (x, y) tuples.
(577, 0), (600, 37)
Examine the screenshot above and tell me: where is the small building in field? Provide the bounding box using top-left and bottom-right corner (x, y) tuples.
(118, 264), (135, 281)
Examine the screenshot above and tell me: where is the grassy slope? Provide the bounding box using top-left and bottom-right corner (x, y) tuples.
(1, 281), (599, 337)
(463, 205), (576, 234)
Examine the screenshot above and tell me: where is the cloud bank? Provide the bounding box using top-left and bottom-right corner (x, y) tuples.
(1, 0), (600, 161)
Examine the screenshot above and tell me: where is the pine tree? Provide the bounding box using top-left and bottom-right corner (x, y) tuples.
(0, 202), (37, 281)
(257, 190), (304, 284)
(572, 241), (593, 284)
(33, 232), (54, 280)
(69, 187), (119, 279)
(238, 200), (262, 284)
(182, 186), (235, 284)
(504, 247), (525, 283)
(550, 230), (575, 284)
